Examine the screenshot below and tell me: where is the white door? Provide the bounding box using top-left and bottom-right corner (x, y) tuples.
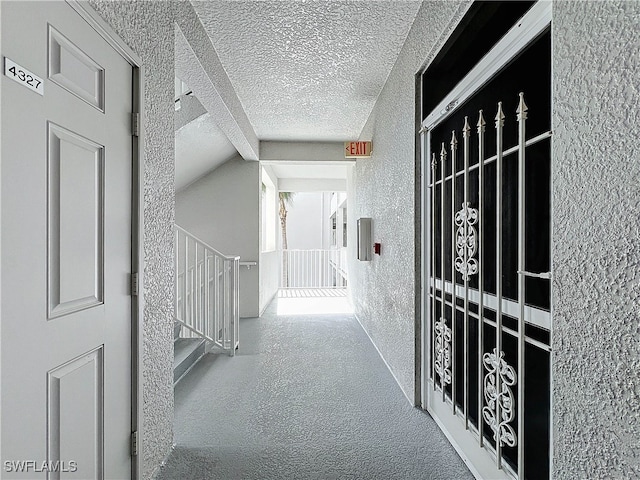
(1, 2), (133, 478)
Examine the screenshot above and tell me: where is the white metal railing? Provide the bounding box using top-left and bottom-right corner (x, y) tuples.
(175, 226), (239, 355)
(280, 249), (347, 289)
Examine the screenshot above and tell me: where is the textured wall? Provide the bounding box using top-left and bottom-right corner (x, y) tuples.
(350, 1), (469, 402)
(259, 250), (280, 315)
(174, 94), (206, 132)
(176, 157), (261, 318)
(286, 193), (324, 250)
(87, 2), (176, 478)
(552, 1), (640, 477)
(354, 0), (640, 474)
(259, 167), (280, 314)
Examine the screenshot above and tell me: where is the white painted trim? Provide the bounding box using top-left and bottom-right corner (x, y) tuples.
(426, 384), (513, 480)
(0, 2), (4, 468)
(64, 3), (145, 478)
(422, 1), (552, 130)
(354, 313), (414, 406)
(548, 15), (556, 479)
(66, 1), (142, 67)
(420, 129), (429, 408)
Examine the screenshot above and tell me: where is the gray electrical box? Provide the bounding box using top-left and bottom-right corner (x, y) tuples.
(357, 218), (372, 261)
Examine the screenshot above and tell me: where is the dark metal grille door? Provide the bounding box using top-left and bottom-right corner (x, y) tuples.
(423, 26), (551, 480)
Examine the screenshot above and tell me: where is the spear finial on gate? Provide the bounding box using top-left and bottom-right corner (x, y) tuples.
(477, 110), (486, 134)
(495, 102), (505, 128)
(517, 92), (528, 121)
(440, 142), (447, 163)
(431, 152), (437, 170)
(463, 116), (471, 138)
(450, 130), (458, 149)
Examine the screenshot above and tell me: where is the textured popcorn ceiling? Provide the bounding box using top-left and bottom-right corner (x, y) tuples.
(191, 0), (421, 142)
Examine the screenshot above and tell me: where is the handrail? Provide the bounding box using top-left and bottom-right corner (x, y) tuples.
(175, 225), (239, 261)
(175, 226), (239, 356)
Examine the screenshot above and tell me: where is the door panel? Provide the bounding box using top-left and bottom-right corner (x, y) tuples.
(1, 2), (133, 478)
(48, 123), (105, 318)
(48, 25), (105, 111)
(48, 347), (104, 480)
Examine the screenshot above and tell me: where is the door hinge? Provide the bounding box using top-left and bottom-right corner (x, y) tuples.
(130, 430), (138, 456)
(132, 112), (140, 137)
(131, 272), (139, 296)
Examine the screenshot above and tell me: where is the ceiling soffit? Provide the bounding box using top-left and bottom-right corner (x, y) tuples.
(191, 0), (421, 142)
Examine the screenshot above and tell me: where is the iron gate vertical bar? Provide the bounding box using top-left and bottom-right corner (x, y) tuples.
(462, 117), (471, 429)
(450, 131), (458, 415)
(440, 142), (446, 402)
(495, 101), (505, 469)
(477, 110), (486, 448)
(431, 152), (437, 390)
(516, 92), (528, 479)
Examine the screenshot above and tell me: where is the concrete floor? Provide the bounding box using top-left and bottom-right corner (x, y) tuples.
(156, 296), (473, 480)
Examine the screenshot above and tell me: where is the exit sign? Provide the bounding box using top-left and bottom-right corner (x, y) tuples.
(344, 141), (372, 158)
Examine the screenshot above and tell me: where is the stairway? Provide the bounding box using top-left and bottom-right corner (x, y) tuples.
(173, 321), (206, 385)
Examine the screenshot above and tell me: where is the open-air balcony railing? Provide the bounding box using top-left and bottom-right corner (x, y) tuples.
(280, 249), (347, 289)
(175, 226), (239, 355)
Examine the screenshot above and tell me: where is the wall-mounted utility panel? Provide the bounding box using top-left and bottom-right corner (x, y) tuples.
(357, 217), (372, 261)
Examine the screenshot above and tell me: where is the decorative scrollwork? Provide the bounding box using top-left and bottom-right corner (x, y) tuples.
(434, 319), (452, 386)
(454, 202), (479, 280)
(482, 348), (517, 447)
